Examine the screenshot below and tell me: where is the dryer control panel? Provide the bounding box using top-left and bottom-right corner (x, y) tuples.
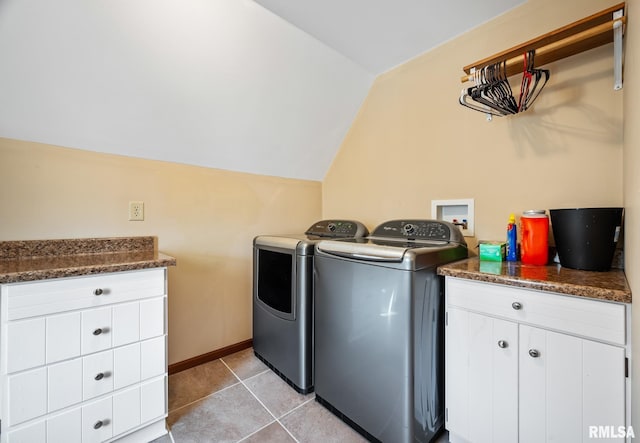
(371, 219), (465, 244)
(305, 220), (369, 238)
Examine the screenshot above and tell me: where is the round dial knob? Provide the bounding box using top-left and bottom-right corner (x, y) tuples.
(403, 224), (416, 235)
(328, 223), (336, 232)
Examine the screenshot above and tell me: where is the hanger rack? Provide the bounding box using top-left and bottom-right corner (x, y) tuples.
(461, 3), (626, 84)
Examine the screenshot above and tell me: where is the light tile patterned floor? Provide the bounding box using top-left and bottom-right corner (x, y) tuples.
(153, 347), (450, 443)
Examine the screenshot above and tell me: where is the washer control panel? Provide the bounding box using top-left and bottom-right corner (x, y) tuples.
(371, 219), (463, 243)
(305, 220), (369, 238)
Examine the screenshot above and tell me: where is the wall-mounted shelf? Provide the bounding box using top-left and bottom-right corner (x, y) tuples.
(461, 3), (626, 83)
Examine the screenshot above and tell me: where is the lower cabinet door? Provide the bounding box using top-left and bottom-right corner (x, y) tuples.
(82, 397), (113, 443)
(519, 325), (626, 443)
(446, 308), (518, 443)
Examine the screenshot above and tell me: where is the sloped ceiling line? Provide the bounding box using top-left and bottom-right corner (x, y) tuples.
(0, 0), (523, 180)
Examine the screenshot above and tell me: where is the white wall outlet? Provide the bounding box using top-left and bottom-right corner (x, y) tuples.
(431, 198), (474, 237)
(129, 201), (144, 221)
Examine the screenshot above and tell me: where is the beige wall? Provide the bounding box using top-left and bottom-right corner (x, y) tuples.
(624, 0), (640, 433)
(0, 138), (322, 364)
(323, 0), (624, 249)
(325, 0), (636, 430)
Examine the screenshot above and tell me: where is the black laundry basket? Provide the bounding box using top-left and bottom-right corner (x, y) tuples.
(549, 207), (623, 271)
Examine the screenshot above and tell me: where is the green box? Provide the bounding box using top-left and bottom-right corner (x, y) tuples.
(479, 241), (506, 261)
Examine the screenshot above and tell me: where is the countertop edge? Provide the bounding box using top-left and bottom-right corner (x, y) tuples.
(0, 255), (177, 284)
(438, 260), (631, 304)
(0, 236), (177, 284)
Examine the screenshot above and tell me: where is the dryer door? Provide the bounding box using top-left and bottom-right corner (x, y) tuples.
(254, 246), (296, 321)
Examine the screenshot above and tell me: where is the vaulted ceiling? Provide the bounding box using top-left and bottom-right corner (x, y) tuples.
(254, 0), (525, 75)
(0, 0), (524, 181)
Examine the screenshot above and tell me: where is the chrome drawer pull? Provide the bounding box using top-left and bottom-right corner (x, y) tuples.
(93, 288), (104, 296)
(94, 372), (105, 381)
(498, 340), (508, 348)
(529, 349), (540, 358)
(94, 420), (103, 430)
(512, 302), (522, 310)
(93, 328), (103, 336)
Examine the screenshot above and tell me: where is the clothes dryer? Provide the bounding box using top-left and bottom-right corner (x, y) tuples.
(253, 220), (368, 393)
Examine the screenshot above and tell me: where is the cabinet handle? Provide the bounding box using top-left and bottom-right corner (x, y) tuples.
(94, 372), (105, 381)
(512, 302), (522, 310)
(94, 420), (103, 430)
(93, 328), (103, 336)
(93, 288), (104, 296)
(529, 349), (540, 358)
(498, 340), (508, 348)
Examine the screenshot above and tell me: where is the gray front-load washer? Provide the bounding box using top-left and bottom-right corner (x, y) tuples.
(253, 220), (368, 394)
(313, 219), (467, 442)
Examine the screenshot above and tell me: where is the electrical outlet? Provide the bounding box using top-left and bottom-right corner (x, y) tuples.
(129, 201), (144, 221)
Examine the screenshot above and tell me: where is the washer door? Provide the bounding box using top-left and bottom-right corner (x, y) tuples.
(255, 247), (296, 320)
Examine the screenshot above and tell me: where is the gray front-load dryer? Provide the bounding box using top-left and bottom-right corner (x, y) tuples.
(253, 220), (368, 394)
(313, 219), (467, 442)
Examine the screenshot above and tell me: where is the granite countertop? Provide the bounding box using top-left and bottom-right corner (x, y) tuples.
(437, 257), (631, 304)
(0, 237), (177, 284)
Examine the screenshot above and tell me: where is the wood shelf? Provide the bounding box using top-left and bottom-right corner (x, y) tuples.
(461, 3), (626, 83)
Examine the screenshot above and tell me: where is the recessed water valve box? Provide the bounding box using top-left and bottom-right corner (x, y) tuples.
(431, 198), (474, 237)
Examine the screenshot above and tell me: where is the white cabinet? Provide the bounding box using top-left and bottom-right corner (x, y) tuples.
(445, 277), (630, 443)
(0, 268), (169, 443)
(446, 309), (518, 443)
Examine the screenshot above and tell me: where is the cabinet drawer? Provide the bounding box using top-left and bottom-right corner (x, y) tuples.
(83, 350), (114, 401)
(47, 408), (81, 443)
(446, 278), (626, 345)
(6, 268), (165, 320)
(141, 376), (167, 425)
(6, 421), (46, 443)
(48, 358), (82, 412)
(6, 296), (165, 373)
(7, 341), (166, 428)
(82, 397), (113, 443)
(5, 377), (164, 443)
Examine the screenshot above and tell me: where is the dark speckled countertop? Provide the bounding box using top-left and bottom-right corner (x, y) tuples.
(437, 257), (631, 304)
(0, 237), (176, 283)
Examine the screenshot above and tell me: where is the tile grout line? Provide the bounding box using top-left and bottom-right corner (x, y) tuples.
(167, 379), (243, 415)
(220, 358), (302, 443)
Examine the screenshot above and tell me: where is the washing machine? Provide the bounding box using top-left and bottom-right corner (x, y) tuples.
(313, 219), (468, 442)
(252, 220), (368, 394)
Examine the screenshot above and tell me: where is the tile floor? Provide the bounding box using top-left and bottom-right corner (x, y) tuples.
(152, 347), (450, 443)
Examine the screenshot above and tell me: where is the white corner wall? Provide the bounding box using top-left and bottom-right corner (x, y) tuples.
(623, 0), (640, 435)
(0, 0), (373, 181)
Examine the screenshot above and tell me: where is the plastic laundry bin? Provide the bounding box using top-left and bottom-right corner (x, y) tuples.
(549, 207), (623, 271)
